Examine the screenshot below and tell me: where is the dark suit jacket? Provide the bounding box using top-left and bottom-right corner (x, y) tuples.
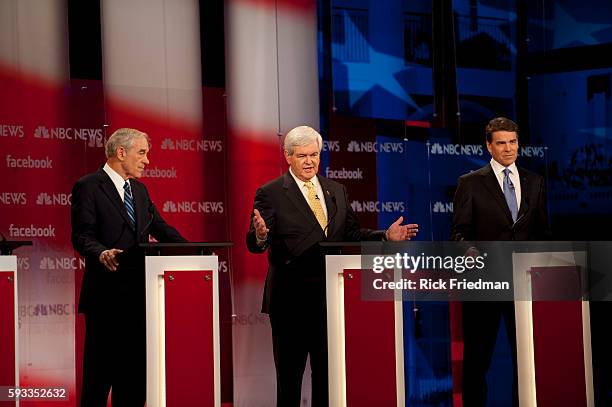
(246, 172), (384, 314)
(71, 167), (185, 313)
(451, 163), (549, 241)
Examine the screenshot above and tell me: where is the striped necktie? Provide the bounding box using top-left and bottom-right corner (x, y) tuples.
(304, 180), (327, 235)
(503, 168), (518, 222)
(123, 181), (136, 229)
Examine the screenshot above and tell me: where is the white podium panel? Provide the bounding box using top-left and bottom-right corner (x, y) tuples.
(513, 251), (592, 407)
(326, 255), (405, 407)
(145, 255), (220, 407)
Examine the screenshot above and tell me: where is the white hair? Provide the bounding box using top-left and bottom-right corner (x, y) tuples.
(283, 126), (323, 155)
(105, 128), (150, 158)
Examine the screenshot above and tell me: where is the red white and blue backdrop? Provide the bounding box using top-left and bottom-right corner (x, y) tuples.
(1, 0), (612, 406)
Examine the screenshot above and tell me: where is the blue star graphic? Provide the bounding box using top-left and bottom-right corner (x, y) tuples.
(551, 4), (610, 48)
(334, 14), (422, 111)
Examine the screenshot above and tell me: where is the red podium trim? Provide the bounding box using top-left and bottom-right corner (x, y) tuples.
(0, 270), (16, 407)
(343, 269), (398, 407)
(163, 270), (215, 407)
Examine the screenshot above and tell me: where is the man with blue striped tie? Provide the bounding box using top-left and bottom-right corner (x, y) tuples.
(71, 128), (186, 407)
(451, 117), (550, 406)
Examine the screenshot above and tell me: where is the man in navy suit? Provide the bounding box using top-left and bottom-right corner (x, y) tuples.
(71, 128), (186, 407)
(246, 125), (419, 407)
(452, 117), (549, 406)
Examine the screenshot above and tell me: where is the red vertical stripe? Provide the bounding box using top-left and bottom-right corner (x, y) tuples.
(164, 270), (215, 407)
(449, 301), (463, 407)
(531, 266), (587, 407)
(0, 271), (16, 407)
(343, 269), (397, 407)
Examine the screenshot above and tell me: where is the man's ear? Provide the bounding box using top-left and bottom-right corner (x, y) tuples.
(284, 150), (291, 164)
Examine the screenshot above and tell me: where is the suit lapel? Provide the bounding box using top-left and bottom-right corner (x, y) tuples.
(96, 169), (135, 231)
(517, 167), (531, 219)
(282, 172), (320, 230)
(481, 164), (514, 224)
(318, 176), (337, 237)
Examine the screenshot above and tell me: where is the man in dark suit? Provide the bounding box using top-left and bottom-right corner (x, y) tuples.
(71, 128), (186, 407)
(451, 117), (549, 406)
(246, 125), (419, 407)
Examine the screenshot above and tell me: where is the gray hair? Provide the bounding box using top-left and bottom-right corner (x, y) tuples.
(283, 126), (323, 155)
(105, 128), (150, 158)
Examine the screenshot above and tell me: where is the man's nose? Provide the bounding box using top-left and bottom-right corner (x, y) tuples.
(143, 156), (150, 164)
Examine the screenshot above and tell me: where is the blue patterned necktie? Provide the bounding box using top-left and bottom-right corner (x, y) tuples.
(503, 168), (518, 223)
(123, 181), (136, 229)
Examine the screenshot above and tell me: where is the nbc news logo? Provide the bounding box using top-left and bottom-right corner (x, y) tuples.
(34, 126), (50, 139)
(347, 141), (404, 153)
(163, 201), (178, 212)
(161, 138), (176, 150)
(350, 200), (405, 213)
(40, 256), (85, 270)
(432, 201), (453, 213)
(430, 143), (444, 154)
(36, 192), (71, 206)
(163, 200), (224, 214)
(161, 138), (222, 152)
(33, 125), (104, 147)
(429, 143), (483, 156)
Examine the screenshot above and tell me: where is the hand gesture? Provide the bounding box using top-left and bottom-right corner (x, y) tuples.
(99, 248), (124, 272)
(385, 216), (419, 241)
(253, 209), (269, 241)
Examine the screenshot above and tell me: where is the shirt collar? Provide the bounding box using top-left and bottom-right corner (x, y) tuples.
(289, 167), (320, 189)
(490, 158), (518, 175)
(103, 162), (129, 190)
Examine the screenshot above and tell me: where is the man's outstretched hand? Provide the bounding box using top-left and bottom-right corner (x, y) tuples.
(385, 216), (419, 241)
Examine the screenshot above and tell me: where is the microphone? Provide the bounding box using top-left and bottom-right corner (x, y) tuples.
(140, 200), (156, 242)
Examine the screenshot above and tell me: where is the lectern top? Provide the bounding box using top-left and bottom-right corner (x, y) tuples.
(140, 242), (233, 256)
(0, 240), (33, 255)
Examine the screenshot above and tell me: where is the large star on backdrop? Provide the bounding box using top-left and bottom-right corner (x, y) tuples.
(334, 12), (422, 111)
(551, 3), (610, 49)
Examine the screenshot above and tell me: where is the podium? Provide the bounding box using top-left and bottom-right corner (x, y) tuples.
(142, 242), (232, 407)
(0, 241), (31, 406)
(324, 245), (405, 407)
(325, 243), (594, 406)
(513, 250), (593, 407)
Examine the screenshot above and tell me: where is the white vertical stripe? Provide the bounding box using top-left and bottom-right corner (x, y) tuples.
(225, 1), (280, 136)
(394, 268), (405, 407)
(276, 7), (320, 133)
(101, 0), (202, 125)
(0, 0), (68, 81)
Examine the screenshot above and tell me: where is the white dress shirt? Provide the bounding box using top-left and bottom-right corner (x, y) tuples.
(103, 163), (130, 202)
(490, 158), (521, 210)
